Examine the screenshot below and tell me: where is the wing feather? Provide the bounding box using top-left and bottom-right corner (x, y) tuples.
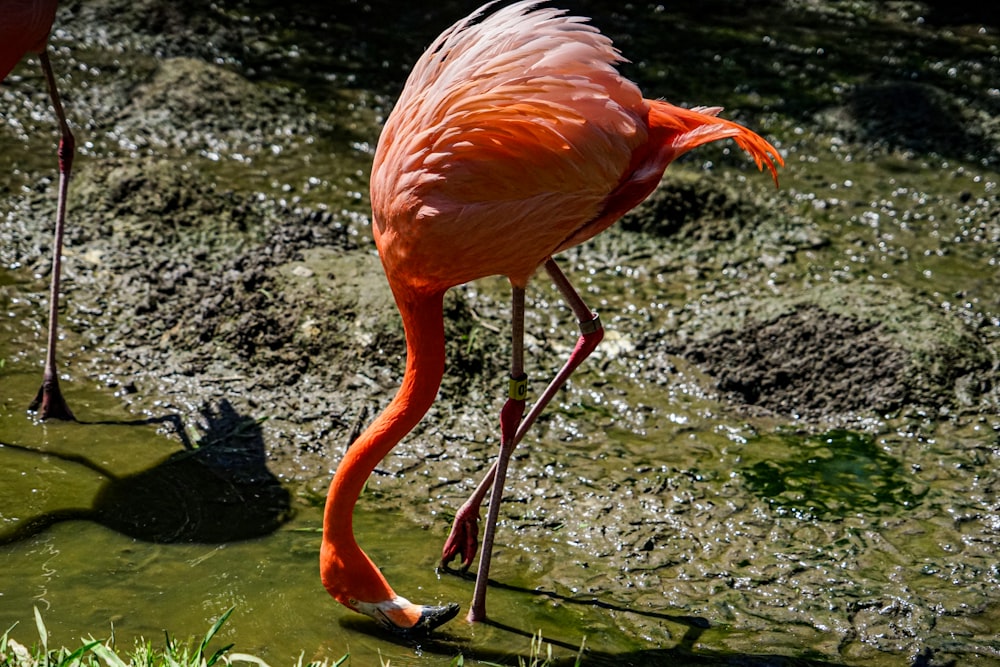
(372, 2), (649, 287)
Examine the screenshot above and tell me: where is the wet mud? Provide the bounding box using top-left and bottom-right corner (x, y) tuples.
(1, 0), (999, 665)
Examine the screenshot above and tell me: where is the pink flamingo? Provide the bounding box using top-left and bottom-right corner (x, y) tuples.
(1, 0), (76, 420)
(321, 1), (782, 633)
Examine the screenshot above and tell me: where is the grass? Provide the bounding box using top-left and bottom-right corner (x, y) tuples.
(0, 608), (346, 667)
(472, 630), (586, 667)
(3, 610), (581, 667)
(517, 631), (585, 667)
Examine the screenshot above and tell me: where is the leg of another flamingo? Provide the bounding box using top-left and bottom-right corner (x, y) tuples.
(465, 258), (604, 622)
(29, 49), (75, 421)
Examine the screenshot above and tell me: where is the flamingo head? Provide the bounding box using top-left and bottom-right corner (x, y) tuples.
(346, 595), (460, 635)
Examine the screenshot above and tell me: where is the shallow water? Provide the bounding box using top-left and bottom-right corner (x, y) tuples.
(2, 0), (1000, 665)
(2, 322), (998, 665)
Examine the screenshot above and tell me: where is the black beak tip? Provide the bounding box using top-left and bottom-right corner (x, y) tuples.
(400, 602), (460, 635)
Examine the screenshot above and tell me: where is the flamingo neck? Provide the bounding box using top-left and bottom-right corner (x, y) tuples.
(321, 287), (446, 608)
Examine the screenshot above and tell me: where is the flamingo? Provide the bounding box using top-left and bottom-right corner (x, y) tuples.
(321, 0), (782, 633)
(1, 0), (75, 420)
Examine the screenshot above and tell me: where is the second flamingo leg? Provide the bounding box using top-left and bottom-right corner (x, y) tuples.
(465, 283), (527, 622)
(442, 258), (604, 569)
(29, 48), (75, 421)
(462, 257), (604, 622)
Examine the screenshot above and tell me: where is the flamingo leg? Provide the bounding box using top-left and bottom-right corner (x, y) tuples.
(443, 259), (604, 571)
(29, 48), (75, 421)
(466, 283), (527, 622)
(463, 257), (604, 622)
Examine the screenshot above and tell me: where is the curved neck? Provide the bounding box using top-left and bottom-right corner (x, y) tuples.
(321, 287), (446, 604)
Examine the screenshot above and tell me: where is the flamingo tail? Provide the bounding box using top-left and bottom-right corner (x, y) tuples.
(648, 100), (783, 186)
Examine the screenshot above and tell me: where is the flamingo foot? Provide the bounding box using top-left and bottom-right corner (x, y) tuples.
(441, 390), (526, 571)
(441, 504), (480, 570)
(354, 596), (460, 635)
(29, 375), (75, 421)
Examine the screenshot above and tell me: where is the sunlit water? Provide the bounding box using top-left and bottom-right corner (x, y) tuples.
(2, 1), (1000, 665)
(3, 296), (998, 665)
(0, 387), (643, 666)
(0, 379), (570, 665)
(0, 278), (642, 664)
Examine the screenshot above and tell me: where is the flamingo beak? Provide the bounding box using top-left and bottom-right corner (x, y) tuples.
(352, 596), (460, 635)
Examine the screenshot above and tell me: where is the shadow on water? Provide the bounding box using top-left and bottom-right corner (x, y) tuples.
(922, 0), (1000, 26)
(162, 0), (1000, 173)
(340, 605), (842, 667)
(0, 399), (292, 545)
(338, 569), (850, 666)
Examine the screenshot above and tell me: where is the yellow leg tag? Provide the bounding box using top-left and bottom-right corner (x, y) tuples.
(508, 374), (528, 401)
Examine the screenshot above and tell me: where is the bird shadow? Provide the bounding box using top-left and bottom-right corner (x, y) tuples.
(0, 399), (292, 545)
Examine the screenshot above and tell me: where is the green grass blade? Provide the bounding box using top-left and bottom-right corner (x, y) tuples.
(89, 642), (130, 667)
(574, 636), (587, 667)
(57, 640), (102, 667)
(1, 621), (17, 656)
(33, 607), (48, 654)
(198, 607), (235, 661)
(206, 643), (235, 667)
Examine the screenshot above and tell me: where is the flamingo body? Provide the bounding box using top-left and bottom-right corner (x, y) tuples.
(371, 7), (642, 290)
(322, 0), (782, 633)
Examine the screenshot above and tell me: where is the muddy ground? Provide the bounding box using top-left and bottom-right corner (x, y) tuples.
(2, 0), (999, 664)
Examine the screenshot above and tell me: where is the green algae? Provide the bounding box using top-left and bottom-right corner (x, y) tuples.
(741, 429), (927, 520)
(1, 1), (999, 666)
